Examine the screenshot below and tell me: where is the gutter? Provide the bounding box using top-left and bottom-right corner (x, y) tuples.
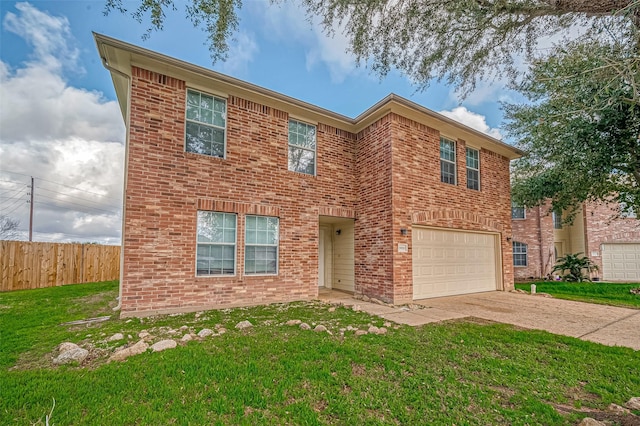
(95, 35), (131, 312)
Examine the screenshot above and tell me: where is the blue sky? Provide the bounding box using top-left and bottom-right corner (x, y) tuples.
(0, 1), (518, 244)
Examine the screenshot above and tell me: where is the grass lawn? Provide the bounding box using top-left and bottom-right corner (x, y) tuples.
(515, 281), (640, 309)
(1, 282), (639, 425)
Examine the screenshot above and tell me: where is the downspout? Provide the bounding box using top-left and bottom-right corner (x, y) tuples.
(537, 205), (544, 278)
(98, 53), (131, 312)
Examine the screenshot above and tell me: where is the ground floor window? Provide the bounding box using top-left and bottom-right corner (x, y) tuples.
(245, 215), (279, 275)
(513, 241), (528, 267)
(196, 211), (236, 275)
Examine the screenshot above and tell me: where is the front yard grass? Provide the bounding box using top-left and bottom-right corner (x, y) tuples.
(515, 281), (640, 309)
(1, 282), (639, 425)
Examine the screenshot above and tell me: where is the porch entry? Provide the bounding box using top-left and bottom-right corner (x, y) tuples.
(318, 216), (355, 292)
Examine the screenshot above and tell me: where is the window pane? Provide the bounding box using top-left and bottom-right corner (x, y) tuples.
(467, 169), (479, 190)
(245, 216), (279, 275)
(440, 138), (455, 162)
(466, 148), (479, 170)
(196, 212), (236, 275)
(511, 206), (525, 219)
(441, 161), (456, 184)
(185, 90), (226, 158)
(288, 147), (315, 174)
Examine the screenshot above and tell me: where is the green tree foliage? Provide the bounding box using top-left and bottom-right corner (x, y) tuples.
(104, 0), (639, 95)
(506, 38), (640, 217)
(552, 252), (599, 282)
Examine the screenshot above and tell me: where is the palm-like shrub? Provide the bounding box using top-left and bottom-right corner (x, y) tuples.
(552, 253), (599, 282)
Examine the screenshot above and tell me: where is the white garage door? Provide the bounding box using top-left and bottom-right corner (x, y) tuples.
(412, 227), (499, 299)
(602, 243), (640, 282)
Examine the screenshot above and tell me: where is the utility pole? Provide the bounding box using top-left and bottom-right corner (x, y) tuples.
(29, 176), (34, 242)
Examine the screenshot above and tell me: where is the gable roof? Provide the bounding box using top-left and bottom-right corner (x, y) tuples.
(94, 33), (523, 160)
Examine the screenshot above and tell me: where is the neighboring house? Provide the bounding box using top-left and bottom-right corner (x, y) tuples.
(95, 34), (523, 317)
(511, 202), (640, 281)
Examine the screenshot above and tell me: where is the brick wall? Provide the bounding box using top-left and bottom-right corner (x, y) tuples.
(354, 116), (394, 302)
(389, 114), (515, 301)
(122, 67), (357, 316)
(584, 202), (640, 275)
(511, 206), (555, 280)
(122, 66), (517, 315)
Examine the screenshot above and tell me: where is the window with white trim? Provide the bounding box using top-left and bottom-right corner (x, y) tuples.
(288, 120), (316, 175)
(196, 211), (236, 276)
(185, 89), (227, 158)
(511, 204), (525, 219)
(440, 137), (456, 184)
(466, 147), (480, 190)
(245, 215), (279, 275)
(513, 242), (528, 267)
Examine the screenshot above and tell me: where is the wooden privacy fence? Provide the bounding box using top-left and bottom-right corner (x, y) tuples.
(0, 241), (120, 291)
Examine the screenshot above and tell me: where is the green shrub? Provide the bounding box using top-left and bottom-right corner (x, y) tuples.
(552, 252), (599, 282)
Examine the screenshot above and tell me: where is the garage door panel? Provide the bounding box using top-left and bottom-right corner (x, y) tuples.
(412, 227), (498, 300)
(602, 243), (640, 282)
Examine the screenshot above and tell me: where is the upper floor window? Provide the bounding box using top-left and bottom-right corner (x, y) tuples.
(245, 215), (279, 275)
(553, 211), (562, 229)
(466, 147), (480, 190)
(513, 242), (528, 267)
(440, 137), (456, 185)
(185, 89), (227, 158)
(620, 202), (637, 218)
(196, 211), (236, 276)
(511, 204), (525, 219)
(288, 120), (316, 175)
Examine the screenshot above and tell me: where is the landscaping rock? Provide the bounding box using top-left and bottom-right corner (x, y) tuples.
(352, 305), (361, 312)
(608, 403), (630, 414)
(197, 328), (214, 338)
(138, 331), (150, 339)
(179, 325), (189, 331)
(367, 326), (387, 335)
(577, 418), (606, 426)
(626, 397), (640, 410)
(181, 334), (194, 342)
(328, 307), (336, 312)
(346, 325), (358, 331)
(235, 320), (253, 330)
(109, 340), (149, 362)
(108, 333), (124, 342)
(354, 330), (368, 336)
(314, 325), (328, 333)
(286, 320), (302, 326)
(151, 339), (177, 352)
(58, 342), (80, 353)
(299, 323), (311, 330)
(53, 347), (89, 365)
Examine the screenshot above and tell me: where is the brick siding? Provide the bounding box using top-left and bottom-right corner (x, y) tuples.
(121, 65), (516, 316)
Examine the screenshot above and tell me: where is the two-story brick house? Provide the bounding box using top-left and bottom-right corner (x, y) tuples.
(511, 202), (640, 281)
(95, 34), (523, 317)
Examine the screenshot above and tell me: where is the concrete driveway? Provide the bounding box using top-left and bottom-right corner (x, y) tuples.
(416, 292), (640, 350)
(318, 290), (640, 350)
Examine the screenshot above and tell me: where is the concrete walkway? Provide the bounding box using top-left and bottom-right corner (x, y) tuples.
(317, 290), (640, 350)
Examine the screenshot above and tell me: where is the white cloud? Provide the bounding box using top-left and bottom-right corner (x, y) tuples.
(219, 31), (259, 76)
(252, 2), (359, 83)
(0, 2), (125, 244)
(439, 106), (502, 139)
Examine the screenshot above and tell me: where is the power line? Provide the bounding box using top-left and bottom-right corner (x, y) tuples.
(2, 200), (28, 216)
(0, 197), (27, 212)
(35, 197), (120, 216)
(0, 170), (121, 202)
(35, 185), (119, 209)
